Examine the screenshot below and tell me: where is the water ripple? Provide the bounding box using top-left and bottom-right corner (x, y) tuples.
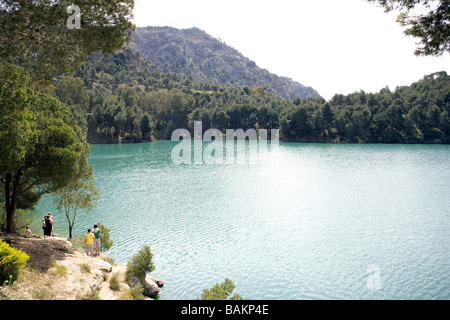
(33, 142), (450, 300)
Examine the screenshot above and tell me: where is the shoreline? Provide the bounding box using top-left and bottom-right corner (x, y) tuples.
(0, 233), (163, 300)
(87, 138), (450, 145)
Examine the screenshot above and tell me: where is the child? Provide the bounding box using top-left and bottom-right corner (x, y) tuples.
(24, 226), (36, 238)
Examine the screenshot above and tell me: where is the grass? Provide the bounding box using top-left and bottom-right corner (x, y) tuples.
(79, 263), (91, 273)
(109, 272), (121, 291)
(117, 283), (145, 300)
(50, 262), (67, 276)
(84, 288), (101, 300)
(32, 287), (54, 300)
(0, 266), (51, 300)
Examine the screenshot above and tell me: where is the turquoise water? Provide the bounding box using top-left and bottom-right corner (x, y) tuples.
(33, 142), (450, 300)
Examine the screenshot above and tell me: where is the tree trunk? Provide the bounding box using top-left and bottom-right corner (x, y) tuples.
(6, 204), (16, 234)
(4, 173), (17, 233)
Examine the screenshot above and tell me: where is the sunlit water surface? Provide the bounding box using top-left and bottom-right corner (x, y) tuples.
(33, 142), (450, 300)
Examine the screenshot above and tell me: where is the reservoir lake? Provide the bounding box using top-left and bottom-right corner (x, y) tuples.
(34, 142), (450, 300)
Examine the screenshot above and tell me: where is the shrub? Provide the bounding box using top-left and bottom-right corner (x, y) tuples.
(70, 223), (113, 253)
(129, 283), (145, 300)
(49, 261), (66, 277)
(0, 239), (30, 286)
(96, 223), (113, 251)
(196, 278), (245, 300)
(109, 272), (121, 291)
(117, 283), (145, 301)
(69, 236), (85, 252)
(125, 245), (155, 282)
(32, 288), (54, 300)
(102, 255), (115, 265)
(79, 263), (91, 273)
(84, 288), (101, 300)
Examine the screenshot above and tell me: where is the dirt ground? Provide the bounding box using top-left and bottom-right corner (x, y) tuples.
(0, 232), (163, 300)
(0, 232), (74, 272)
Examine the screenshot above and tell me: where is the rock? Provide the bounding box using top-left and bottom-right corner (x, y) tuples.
(0, 234), (166, 300)
(127, 274), (161, 298)
(90, 269), (105, 291)
(142, 278), (161, 298)
(146, 275), (164, 287)
(91, 258), (113, 273)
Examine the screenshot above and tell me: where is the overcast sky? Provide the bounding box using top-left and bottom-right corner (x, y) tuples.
(133, 0), (450, 100)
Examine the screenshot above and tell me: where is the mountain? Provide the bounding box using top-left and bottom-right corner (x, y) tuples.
(129, 26), (320, 100)
(53, 47), (449, 145)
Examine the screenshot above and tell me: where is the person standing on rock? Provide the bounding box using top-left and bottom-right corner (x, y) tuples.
(92, 224), (103, 256)
(84, 228), (95, 257)
(43, 216), (52, 238)
(47, 212), (54, 236)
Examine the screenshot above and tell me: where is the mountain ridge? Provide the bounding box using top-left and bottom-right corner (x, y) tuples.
(129, 26), (320, 100)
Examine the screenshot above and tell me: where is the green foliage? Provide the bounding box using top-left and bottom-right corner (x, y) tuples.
(280, 72), (450, 143)
(196, 278), (245, 300)
(367, 0), (450, 56)
(70, 224), (112, 252)
(0, 64), (90, 233)
(131, 118), (143, 142)
(0, 0), (136, 80)
(50, 262), (67, 277)
(0, 239), (30, 286)
(57, 46), (450, 146)
(0, 205), (32, 233)
(79, 263), (91, 273)
(140, 113), (154, 141)
(32, 288), (54, 300)
(129, 283), (146, 300)
(84, 288), (101, 300)
(52, 163), (100, 239)
(59, 48), (288, 142)
(69, 236), (85, 252)
(125, 245), (155, 282)
(109, 272), (121, 291)
(96, 223), (113, 251)
(54, 76), (90, 134)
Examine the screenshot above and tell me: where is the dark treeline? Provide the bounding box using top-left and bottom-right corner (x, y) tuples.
(44, 48), (450, 144)
(281, 72), (450, 143)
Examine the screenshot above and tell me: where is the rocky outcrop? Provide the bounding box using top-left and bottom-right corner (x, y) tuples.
(112, 264), (164, 299)
(0, 233), (164, 300)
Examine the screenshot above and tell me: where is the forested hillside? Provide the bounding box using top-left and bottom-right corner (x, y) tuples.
(43, 48), (450, 144)
(280, 72), (450, 143)
(130, 26), (320, 100)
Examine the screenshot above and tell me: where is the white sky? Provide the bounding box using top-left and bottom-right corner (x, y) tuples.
(132, 0), (450, 100)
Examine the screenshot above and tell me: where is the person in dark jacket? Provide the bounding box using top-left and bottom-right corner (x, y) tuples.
(42, 216), (52, 238)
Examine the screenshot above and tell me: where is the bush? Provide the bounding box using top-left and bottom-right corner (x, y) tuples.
(129, 283), (145, 300)
(70, 223), (113, 252)
(50, 262), (66, 277)
(0, 207), (32, 233)
(79, 263), (91, 273)
(96, 223), (113, 251)
(125, 245), (155, 282)
(196, 278), (245, 300)
(109, 272), (121, 291)
(84, 288), (101, 300)
(0, 239), (30, 286)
